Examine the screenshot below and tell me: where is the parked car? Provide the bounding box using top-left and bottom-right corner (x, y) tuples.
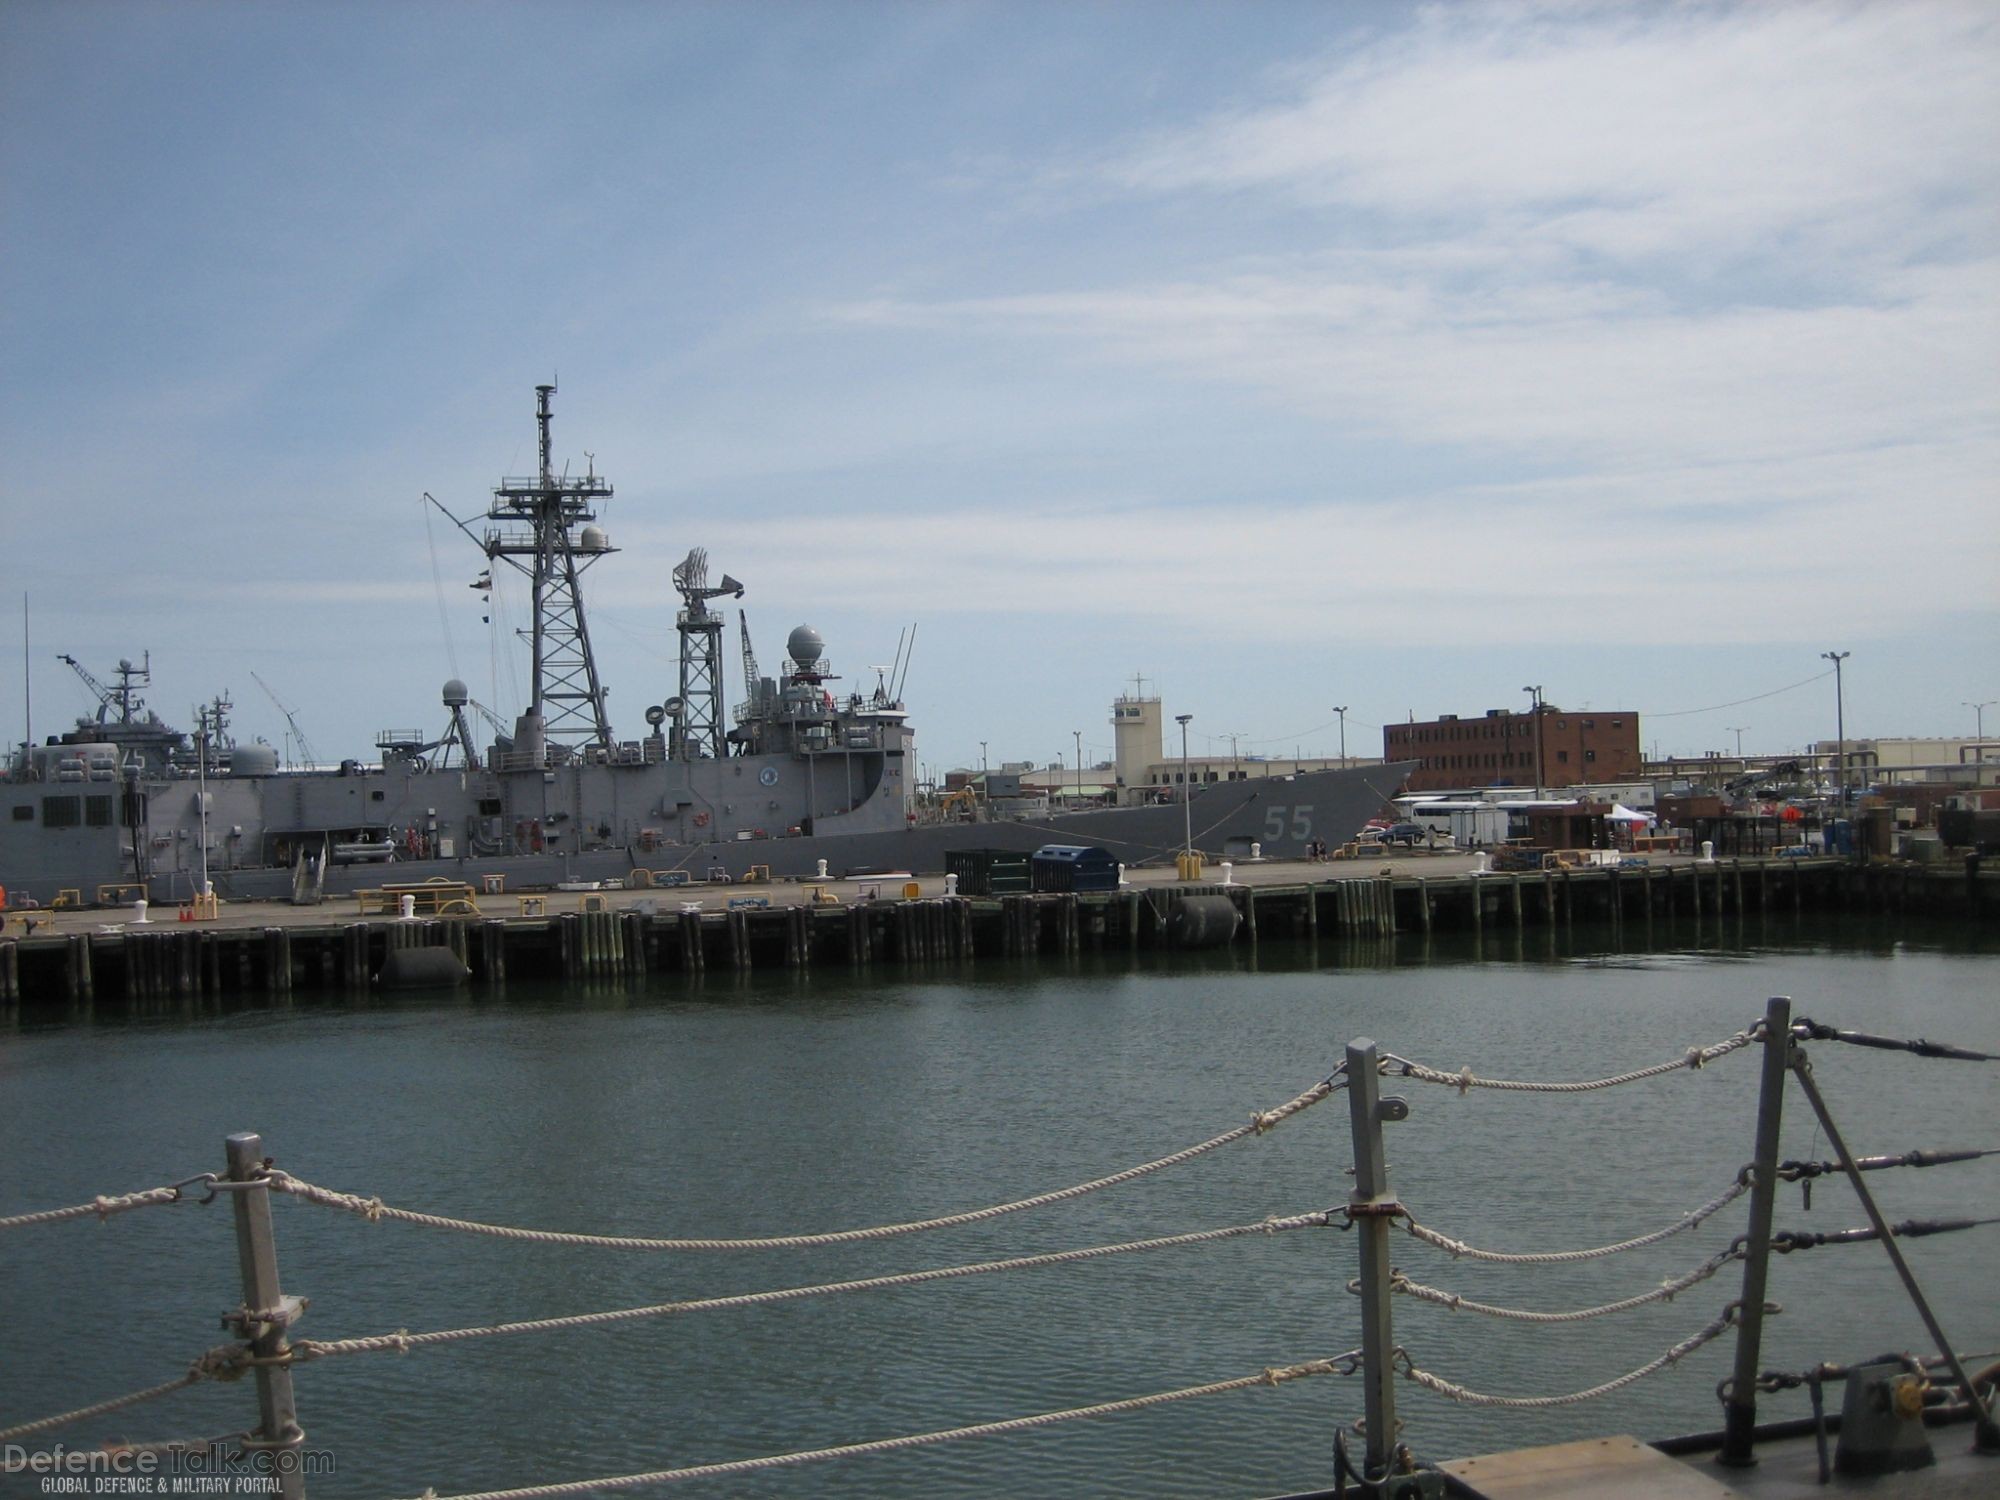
(1379, 821), (1431, 847)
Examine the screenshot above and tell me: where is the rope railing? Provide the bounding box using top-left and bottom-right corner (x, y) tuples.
(1396, 1306), (1753, 1410)
(287, 1212), (1331, 1363)
(394, 1352), (1366, 1500)
(0, 1213), (1335, 1442)
(259, 1070), (1345, 1252)
(0, 1347), (248, 1445)
(1374, 1243), (1743, 1324)
(0, 1182), (202, 1233)
(1379, 1026), (1757, 1096)
(1398, 1175), (1750, 1264)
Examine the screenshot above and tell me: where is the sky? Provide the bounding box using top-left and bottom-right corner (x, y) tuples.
(2, 0), (1995, 780)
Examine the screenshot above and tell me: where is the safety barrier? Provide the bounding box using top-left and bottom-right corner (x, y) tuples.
(2, 1008), (1994, 1497)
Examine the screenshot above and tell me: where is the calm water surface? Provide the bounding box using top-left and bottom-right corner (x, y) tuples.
(2, 913), (1995, 1498)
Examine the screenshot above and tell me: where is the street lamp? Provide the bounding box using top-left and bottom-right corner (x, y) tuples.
(1522, 685), (1545, 799)
(1175, 713), (1193, 855)
(1073, 729), (1082, 806)
(1332, 705), (1348, 769)
(979, 740), (987, 773)
(1727, 725), (1748, 760)
(1822, 651), (1849, 809)
(1967, 701), (1995, 742)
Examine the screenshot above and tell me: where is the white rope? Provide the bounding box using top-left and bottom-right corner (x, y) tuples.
(1401, 1176), (1750, 1264)
(1399, 1310), (1740, 1409)
(397, 1352), (1363, 1499)
(0, 1347), (246, 1443)
(0, 1185), (189, 1232)
(1381, 1028), (1756, 1095)
(292, 1213), (1331, 1363)
(1380, 1244), (1742, 1323)
(265, 1072), (1342, 1251)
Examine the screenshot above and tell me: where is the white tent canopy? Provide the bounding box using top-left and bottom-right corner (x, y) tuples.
(1606, 804), (1653, 823)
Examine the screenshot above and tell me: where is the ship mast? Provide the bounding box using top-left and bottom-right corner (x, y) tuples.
(482, 385), (616, 761)
(669, 547), (742, 759)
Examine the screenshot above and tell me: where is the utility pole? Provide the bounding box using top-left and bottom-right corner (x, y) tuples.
(1332, 705), (1348, 769)
(1522, 684), (1545, 799)
(1176, 713), (1193, 854)
(1073, 729), (1082, 806)
(1822, 652), (1849, 808)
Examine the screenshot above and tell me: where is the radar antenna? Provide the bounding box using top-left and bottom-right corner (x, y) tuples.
(670, 547), (743, 759)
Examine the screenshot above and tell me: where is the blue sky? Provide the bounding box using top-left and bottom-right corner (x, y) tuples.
(3, 0), (1995, 778)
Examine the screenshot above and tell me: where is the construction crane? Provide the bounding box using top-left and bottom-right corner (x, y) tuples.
(58, 654), (114, 718)
(738, 609), (764, 705)
(249, 671), (321, 770)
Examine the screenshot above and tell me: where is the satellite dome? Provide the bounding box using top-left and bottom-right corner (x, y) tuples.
(787, 626), (824, 667)
(579, 525), (610, 552)
(442, 678), (469, 706)
(230, 744), (280, 776)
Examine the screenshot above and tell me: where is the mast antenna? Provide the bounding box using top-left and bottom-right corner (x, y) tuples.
(470, 384), (618, 761)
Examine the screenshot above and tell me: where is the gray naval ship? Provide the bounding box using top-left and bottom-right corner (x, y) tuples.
(1, 387), (1411, 905)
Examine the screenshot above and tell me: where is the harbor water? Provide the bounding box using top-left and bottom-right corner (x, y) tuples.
(3, 914), (1995, 1498)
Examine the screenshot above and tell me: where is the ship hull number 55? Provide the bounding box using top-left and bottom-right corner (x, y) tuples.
(1262, 805), (1313, 842)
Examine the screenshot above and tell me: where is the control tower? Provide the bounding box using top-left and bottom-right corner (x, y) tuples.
(1110, 679), (1162, 806)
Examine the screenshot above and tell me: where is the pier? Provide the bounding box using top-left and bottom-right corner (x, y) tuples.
(1, 852), (1992, 1006)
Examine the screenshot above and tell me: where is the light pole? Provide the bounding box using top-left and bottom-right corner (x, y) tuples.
(1333, 705), (1348, 769)
(1073, 729), (1082, 806)
(1176, 713), (1193, 855)
(1727, 725), (1748, 760)
(1822, 651), (1849, 809)
(1522, 685), (1545, 799)
(1967, 701), (1995, 742)
(979, 741), (987, 773)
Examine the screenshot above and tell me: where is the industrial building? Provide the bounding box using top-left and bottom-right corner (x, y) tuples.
(1384, 705), (1642, 793)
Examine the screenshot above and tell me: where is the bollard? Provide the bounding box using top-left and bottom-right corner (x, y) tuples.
(816, 858), (829, 880)
(134, 899), (150, 925)
(1701, 839), (1715, 864)
(399, 893), (416, 921)
(944, 872), (958, 896)
(1220, 861), (1234, 886)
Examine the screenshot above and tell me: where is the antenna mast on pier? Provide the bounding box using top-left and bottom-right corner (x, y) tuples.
(482, 385), (617, 760)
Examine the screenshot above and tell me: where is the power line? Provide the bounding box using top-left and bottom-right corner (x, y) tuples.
(1648, 669), (1835, 720)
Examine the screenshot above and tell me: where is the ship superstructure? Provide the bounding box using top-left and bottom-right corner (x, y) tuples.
(1, 387), (1405, 902)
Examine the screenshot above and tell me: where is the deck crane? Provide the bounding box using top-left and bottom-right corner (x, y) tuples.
(249, 671), (321, 770)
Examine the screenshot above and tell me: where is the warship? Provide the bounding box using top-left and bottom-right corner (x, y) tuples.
(0, 387), (1410, 905)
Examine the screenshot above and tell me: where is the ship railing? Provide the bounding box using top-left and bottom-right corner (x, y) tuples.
(2, 1006), (1994, 1495)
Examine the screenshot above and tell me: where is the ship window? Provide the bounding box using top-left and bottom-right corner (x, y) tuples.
(478, 798), (503, 816)
(86, 796), (114, 826)
(371, 790), (385, 802)
(12, 804), (32, 822)
(42, 795), (81, 828)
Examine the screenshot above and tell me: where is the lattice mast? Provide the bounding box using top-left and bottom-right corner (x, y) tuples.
(483, 385), (616, 758)
(670, 548), (742, 759)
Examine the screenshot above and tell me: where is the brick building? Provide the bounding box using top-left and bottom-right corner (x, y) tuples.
(1384, 706), (1642, 793)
